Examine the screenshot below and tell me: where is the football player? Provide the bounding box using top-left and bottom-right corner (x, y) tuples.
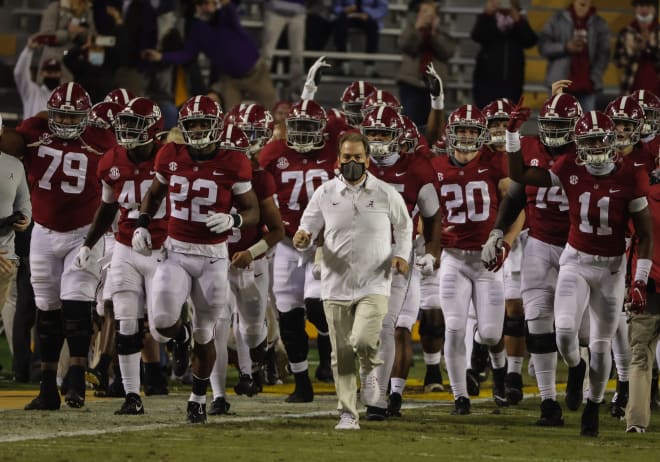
(137, 95), (260, 423)
(505, 107), (653, 437)
(0, 82), (116, 410)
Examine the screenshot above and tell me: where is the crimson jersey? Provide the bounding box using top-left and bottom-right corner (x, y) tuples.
(154, 143), (252, 244)
(17, 118), (115, 232)
(97, 145), (168, 250)
(551, 153), (649, 257)
(432, 148), (507, 250)
(228, 168), (276, 255)
(622, 144), (655, 173)
(262, 140), (336, 237)
(521, 136), (571, 246)
(368, 153), (438, 225)
(643, 135), (660, 165)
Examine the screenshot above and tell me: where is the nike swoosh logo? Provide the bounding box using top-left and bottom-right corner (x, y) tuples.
(332, 202), (339, 205)
(135, 403), (143, 412)
(149, 170), (157, 175)
(634, 162), (645, 167)
(213, 171), (224, 176)
(210, 259), (221, 264)
(316, 159), (328, 164)
(395, 172), (406, 177)
(609, 189), (621, 193)
(255, 273), (263, 278)
(478, 168), (489, 173)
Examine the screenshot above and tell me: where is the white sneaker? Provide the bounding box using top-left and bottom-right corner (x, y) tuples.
(361, 369), (379, 406)
(335, 412), (360, 430)
(626, 425), (646, 433)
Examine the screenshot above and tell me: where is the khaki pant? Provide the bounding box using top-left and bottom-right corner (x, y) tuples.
(323, 294), (388, 420)
(626, 292), (660, 430)
(0, 261), (18, 351)
(216, 59), (277, 112)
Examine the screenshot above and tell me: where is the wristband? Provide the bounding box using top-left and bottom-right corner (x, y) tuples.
(635, 258), (652, 283)
(232, 213), (243, 229)
(137, 213), (151, 228)
(431, 95), (444, 111)
(505, 130), (521, 153)
(247, 239), (269, 260)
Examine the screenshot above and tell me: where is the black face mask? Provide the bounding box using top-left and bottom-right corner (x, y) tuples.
(43, 77), (61, 91)
(340, 161), (366, 182)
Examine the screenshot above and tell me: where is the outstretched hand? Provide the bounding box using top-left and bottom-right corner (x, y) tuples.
(507, 96), (531, 133)
(424, 62), (444, 98)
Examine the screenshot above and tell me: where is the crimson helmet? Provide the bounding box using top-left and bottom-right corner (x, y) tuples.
(538, 94), (583, 148)
(447, 104), (488, 152)
(286, 99), (327, 153)
(217, 124), (250, 153)
(431, 137), (449, 156)
(482, 99), (514, 145)
(399, 114), (421, 153)
(114, 97), (163, 149)
(47, 82), (92, 139)
(605, 96), (644, 148)
(327, 107), (347, 125)
(178, 95), (224, 149)
(631, 89), (660, 137)
(360, 105), (404, 158)
(88, 101), (122, 131)
(104, 88), (136, 106)
(361, 90), (402, 117)
(226, 103), (273, 156)
(574, 111), (616, 167)
(341, 80), (377, 126)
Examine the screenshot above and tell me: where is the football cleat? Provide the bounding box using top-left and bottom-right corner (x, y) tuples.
(536, 399), (564, 426)
(466, 369), (481, 396)
(565, 359), (586, 411)
(365, 405), (388, 421)
(451, 396), (471, 415)
(285, 373), (314, 403)
(504, 372), (524, 405)
(64, 389), (85, 409)
(580, 399), (600, 437)
(115, 393), (145, 415)
(104, 379), (126, 398)
(315, 362), (334, 383)
(208, 397), (231, 416)
(387, 392), (402, 418)
(492, 366), (509, 407)
(610, 380), (628, 419)
(186, 401), (207, 424)
(423, 364), (444, 393)
(85, 365), (109, 394)
(24, 392), (61, 411)
(234, 373), (260, 397)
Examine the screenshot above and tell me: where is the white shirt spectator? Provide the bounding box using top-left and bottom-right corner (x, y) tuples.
(13, 46), (54, 119)
(298, 171), (412, 301)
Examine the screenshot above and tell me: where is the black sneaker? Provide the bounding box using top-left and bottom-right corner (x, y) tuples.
(610, 380), (628, 419)
(504, 372), (524, 405)
(536, 399), (564, 426)
(115, 393), (145, 415)
(285, 373), (314, 403)
(208, 397), (231, 416)
(423, 365), (444, 392)
(365, 405), (388, 421)
(24, 392), (61, 411)
(451, 396), (471, 415)
(387, 392), (402, 417)
(580, 399), (600, 437)
(105, 379), (126, 398)
(315, 362), (334, 383)
(85, 366), (109, 394)
(186, 401), (207, 424)
(172, 323), (191, 377)
(492, 366), (509, 407)
(565, 359), (586, 411)
(466, 369), (481, 396)
(234, 373), (260, 397)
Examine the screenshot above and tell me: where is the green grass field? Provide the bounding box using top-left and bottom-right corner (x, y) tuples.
(1, 335), (659, 461)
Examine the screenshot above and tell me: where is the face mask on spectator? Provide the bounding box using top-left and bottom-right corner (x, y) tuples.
(495, 11), (515, 31)
(43, 77), (61, 90)
(88, 50), (105, 66)
(636, 12), (655, 24)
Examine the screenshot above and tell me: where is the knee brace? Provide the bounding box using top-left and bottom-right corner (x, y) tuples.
(278, 307), (308, 363)
(503, 314), (525, 338)
(193, 327), (215, 345)
(419, 310), (445, 339)
(62, 300), (93, 357)
(526, 329), (558, 354)
(37, 309), (64, 363)
(305, 298), (328, 334)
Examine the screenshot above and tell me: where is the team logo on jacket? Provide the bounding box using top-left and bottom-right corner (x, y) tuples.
(569, 175), (578, 185)
(437, 172), (444, 182)
(39, 132), (53, 145)
(530, 159), (539, 166)
(169, 161), (178, 172)
(109, 166), (120, 180)
(276, 157), (290, 170)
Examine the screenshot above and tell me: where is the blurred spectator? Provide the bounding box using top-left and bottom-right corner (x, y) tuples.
(143, 0), (276, 111)
(306, 0), (335, 69)
(471, 0), (537, 108)
(271, 100), (291, 139)
(332, 0), (388, 77)
(261, 0), (306, 100)
(613, 0), (660, 95)
(397, 0), (456, 128)
(13, 37), (62, 118)
(538, 0), (610, 111)
(37, 0), (97, 84)
(62, 35), (116, 102)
